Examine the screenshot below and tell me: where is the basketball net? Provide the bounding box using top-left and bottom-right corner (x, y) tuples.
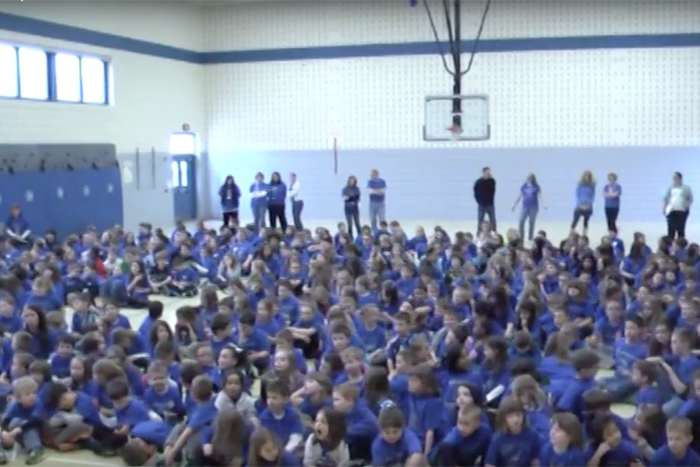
(446, 124), (463, 141)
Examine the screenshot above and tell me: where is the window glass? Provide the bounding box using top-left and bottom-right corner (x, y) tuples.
(55, 53), (81, 102)
(171, 161), (180, 188)
(0, 44), (18, 97)
(81, 57), (106, 104)
(18, 47), (48, 100)
(179, 161), (188, 187)
(169, 133), (197, 155)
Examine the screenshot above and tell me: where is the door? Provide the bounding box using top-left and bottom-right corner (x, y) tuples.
(170, 132), (198, 221)
(172, 155), (197, 221)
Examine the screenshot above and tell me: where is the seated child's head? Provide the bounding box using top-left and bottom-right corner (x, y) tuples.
(456, 405), (482, 437)
(265, 379), (290, 413)
(672, 328), (693, 356)
(106, 377), (131, 409)
(121, 438), (158, 467)
(193, 343), (214, 368)
(631, 360), (658, 388)
(304, 373), (332, 399)
(146, 362), (169, 393)
(330, 324), (352, 352)
(11, 352), (35, 378)
(238, 312), (256, 337)
(511, 374), (545, 409)
(589, 413), (623, 448)
(378, 405), (406, 444)
(570, 348), (600, 379)
(12, 376), (38, 408)
(222, 367), (246, 400)
(11, 331), (33, 354)
(393, 312), (412, 336)
(549, 412), (585, 450)
(28, 360), (52, 386)
(495, 397), (526, 434)
(211, 313), (232, 338)
(273, 349), (296, 374)
(332, 382), (360, 414)
(191, 374), (214, 403)
(666, 416), (693, 457)
(0, 295), (15, 316)
(582, 388), (613, 420)
(340, 347), (364, 375)
(275, 329), (294, 350)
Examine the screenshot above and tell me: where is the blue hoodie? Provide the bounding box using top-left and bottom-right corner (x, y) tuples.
(576, 182), (596, 208)
(267, 181), (287, 206)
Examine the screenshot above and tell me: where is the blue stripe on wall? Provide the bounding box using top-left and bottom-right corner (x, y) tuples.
(1, 12), (699, 64)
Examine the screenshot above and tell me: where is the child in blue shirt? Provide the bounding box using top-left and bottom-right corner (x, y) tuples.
(556, 348), (600, 419)
(0, 296), (21, 334)
(436, 405), (492, 467)
(649, 417), (700, 466)
(164, 375), (217, 465)
(538, 412), (587, 467)
(371, 405), (423, 467)
(259, 379), (303, 454)
(406, 366), (443, 455)
(238, 312), (271, 373)
(585, 413), (642, 467)
(650, 328), (700, 417)
(0, 377), (45, 464)
(333, 382), (379, 463)
(143, 362), (185, 424)
(50, 335), (75, 379)
(631, 360), (663, 409)
(484, 397), (541, 467)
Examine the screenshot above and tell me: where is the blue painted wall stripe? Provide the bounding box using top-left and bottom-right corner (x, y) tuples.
(1, 12), (699, 64)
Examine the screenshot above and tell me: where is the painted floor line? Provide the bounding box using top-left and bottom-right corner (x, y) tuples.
(45, 456), (119, 466)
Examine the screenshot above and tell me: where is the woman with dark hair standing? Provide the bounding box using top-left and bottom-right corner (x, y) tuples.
(267, 172), (287, 229)
(663, 171), (693, 239)
(571, 170), (596, 236)
(342, 175), (361, 238)
(218, 175), (240, 227)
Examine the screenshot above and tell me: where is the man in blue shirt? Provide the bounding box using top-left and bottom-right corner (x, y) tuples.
(367, 169), (387, 232)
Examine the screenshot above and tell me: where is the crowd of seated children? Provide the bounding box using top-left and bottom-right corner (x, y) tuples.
(4, 217), (700, 466)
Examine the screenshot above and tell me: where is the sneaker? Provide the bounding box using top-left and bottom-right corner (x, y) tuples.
(24, 448), (45, 465)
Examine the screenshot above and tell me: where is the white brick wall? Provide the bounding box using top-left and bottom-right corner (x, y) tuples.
(0, 2), (206, 152)
(203, 1), (700, 150)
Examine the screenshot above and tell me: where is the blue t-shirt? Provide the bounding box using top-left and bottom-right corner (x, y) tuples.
(367, 178), (387, 203)
(539, 443), (587, 467)
(371, 428), (422, 467)
(604, 183), (622, 208)
(521, 182), (540, 209)
(485, 428), (541, 467)
(650, 445), (700, 466)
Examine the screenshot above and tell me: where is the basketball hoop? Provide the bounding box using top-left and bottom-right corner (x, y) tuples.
(446, 124), (463, 141)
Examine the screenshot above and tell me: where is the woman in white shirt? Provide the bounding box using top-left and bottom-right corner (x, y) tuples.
(663, 171), (693, 239)
(303, 408), (350, 467)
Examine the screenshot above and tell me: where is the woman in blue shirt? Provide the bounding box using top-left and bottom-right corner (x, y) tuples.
(603, 172), (622, 234)
(218, 175), (241, 227)
(572, 170), (596, 236)
(512, 173), (543, 241)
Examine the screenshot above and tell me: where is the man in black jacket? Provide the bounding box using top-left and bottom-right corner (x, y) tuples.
(473, 167), (496, 231)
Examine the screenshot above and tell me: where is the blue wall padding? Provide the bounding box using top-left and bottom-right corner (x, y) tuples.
(0, 168), (124, 239)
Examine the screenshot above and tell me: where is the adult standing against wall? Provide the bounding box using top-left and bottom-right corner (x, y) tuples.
(663, 171), (693, 239)
(267, 172), (288, 230)
(342, 176), (361, 238)
(571, 170), (596, 236)
(249, 172), (268, 232)
(511, 173), (543, 241)
(603, 172), (622, 234)
(218, 175), (241, 227)
(473, 167), (496, 231)
(367, 169), (387, 232)
(288, 172), (303, 230)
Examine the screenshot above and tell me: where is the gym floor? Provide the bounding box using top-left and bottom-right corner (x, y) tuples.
(10, 217), (652, 465)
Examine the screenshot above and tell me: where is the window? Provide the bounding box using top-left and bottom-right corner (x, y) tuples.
(169, 133), (197, 155)
(81, 57), (106, 104)
(18, 47), (48, 100)
(55, 53), (81, 102)
(179, 161), (189, 187)
(171, 161), (180, 188)
(0, 44), (18, 97)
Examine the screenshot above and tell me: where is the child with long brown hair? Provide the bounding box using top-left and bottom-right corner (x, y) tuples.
(247, 427), (298, 467)
(303, 408), (349, 467)
(201, 409), (251, 467)
(484, 397), (541, 467)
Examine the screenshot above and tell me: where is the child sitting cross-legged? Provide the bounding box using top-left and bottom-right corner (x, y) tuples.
(0, 377), (46, 465)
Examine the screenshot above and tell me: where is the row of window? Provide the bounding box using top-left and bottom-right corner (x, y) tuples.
(0, 44), (109, 105)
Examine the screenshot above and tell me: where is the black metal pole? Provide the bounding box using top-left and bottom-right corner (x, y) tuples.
(452, 0), (462, 128)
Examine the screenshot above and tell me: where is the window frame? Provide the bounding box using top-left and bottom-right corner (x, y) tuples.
(0, 44), (19, 98)
(0, 41), (111, 105)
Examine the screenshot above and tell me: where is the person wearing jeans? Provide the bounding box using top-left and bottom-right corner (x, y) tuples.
(218, 175), (241, 227)
(603, 172), (622, 234)
(473, 167), (496, 231)
(267, 172), (287, 230)
(663, 171), (693, 239)
(249, 172), (268, 233)
(342, 176), (361, 238)
(288, 172), (304, 230)
(367, 169), (387, 232)
(571, 170), (596, 236)
(512, 173), (542, 241)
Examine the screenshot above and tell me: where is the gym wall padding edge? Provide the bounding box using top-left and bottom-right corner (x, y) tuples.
(0, 144), (123, 239)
